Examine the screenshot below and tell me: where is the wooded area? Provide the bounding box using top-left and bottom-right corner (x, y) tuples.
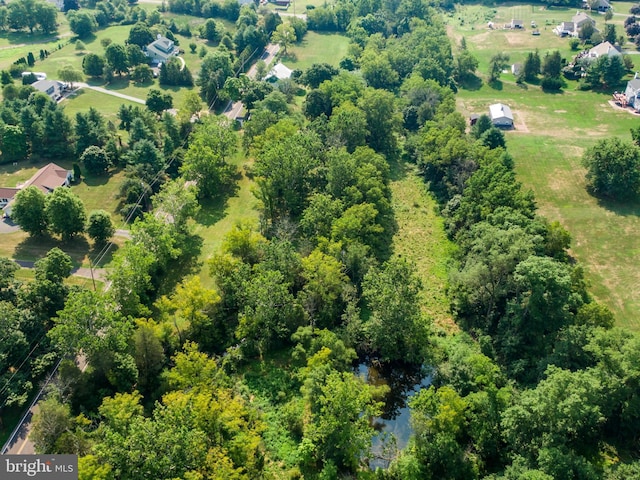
(1, 0), (640, 478)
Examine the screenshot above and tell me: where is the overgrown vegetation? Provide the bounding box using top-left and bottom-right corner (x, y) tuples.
(2, 0), (640, 479)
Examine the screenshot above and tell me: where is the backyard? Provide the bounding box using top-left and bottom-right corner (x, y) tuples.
(451, 3), (640, 329)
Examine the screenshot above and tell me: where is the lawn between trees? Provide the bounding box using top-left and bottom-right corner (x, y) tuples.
(451, 3), (640, 329)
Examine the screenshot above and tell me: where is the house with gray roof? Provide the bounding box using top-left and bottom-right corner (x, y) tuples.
(145, 35), (179, 64)
(489, 103), (514, 128)
(587, 41), (621, 61)
(31, 79), (65, 101)
(625, 75), (640, 111)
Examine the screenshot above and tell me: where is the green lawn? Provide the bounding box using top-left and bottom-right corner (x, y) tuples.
(62, 88), (140, 124)
(451, 3), (640, 329)
(285, 32), (350, 70)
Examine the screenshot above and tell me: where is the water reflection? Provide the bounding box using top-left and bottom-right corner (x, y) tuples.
(356, 361), (432, 469)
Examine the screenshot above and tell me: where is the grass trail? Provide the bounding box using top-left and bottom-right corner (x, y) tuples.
(389, 161), (456, 332)
(194, 153), (259, 289)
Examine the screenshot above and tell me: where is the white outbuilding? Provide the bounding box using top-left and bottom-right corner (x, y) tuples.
(489, 103), (514, 128)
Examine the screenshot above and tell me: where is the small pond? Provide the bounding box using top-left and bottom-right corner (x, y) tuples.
(356, 361), (432, 469)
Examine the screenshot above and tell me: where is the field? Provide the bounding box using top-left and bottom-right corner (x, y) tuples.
(285, 31), (350, 70)
(451, 3), (640, 328)
(389, 161), (456, 332)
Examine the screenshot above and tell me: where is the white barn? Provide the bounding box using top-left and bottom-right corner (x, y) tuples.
(489, 103), (514, 128)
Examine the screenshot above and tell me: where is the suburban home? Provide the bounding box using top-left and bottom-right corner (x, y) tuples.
(489, 103), (514, 128)
(587, 41), (621, 60)
(572, 11), (596, 33)
(31, 79), (65, 101)
(145, 35), (179, 64)
(554, 21), (575, 36)
(624, 74), (640, 111)
(584, 0), (611, 12)
(265, 62), (293, 82)
(2, 163), (72, 218)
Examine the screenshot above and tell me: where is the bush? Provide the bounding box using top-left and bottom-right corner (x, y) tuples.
(569, 38), (580, 51)
(541, 76), (564, 91)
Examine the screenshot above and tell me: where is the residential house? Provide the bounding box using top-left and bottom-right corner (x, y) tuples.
(489, 103), (514, 128)
(554, 21), (575, 36)
(584, 0), (611, 12)
(145, 35), (179, 64)
(2, 163), (72, 217)
(265, 62), (293, 82)
(572, 11), (596, 33)
(587, 41), (621, 60)
(625, 74), (640, 111)
(31, 79), (65, 101)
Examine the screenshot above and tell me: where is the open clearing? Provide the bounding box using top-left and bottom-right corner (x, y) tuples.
(452, 3), (640, 329)
(285, 32), (350, 70)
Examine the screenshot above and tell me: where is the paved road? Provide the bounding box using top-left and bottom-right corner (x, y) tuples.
(224, 43), (281, 120)
(14, 259), (108, 282)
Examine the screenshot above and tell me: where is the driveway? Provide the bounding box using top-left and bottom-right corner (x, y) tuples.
(0, 217), (20, 233)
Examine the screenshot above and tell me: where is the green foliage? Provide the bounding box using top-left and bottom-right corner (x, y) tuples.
(180, 116), (237, 199)
(45, 187), (86, 241)
(80, 145), (110, 176)
(300, 371), (383, 474)
(10, 185), (48, 236)
(86, 209), (115, 246)
(582, 137), (640, 200)
(488, 53), (509, 83)
(362, 257), (429, 362)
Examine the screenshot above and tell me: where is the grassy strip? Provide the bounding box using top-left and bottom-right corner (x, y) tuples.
(389, 160), (456, 332)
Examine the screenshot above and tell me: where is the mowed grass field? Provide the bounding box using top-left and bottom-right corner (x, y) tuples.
(451, 3), (640, 328)
(285, 31), (350, 70)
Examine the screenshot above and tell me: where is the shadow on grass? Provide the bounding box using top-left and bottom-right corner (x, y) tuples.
(86, 77), (109, 87)
(194, 176), (242, 227)
(458, 75), (483, 91)
(156, 232), (204, 297)
(82, 173), (110, 187)
(488, 79), (503, 90)
(89, 242), (119, 266)
(595, 194), (640, 217)
(13, 235), (91, 265)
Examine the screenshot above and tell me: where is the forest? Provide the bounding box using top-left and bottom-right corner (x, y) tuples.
(1, 0), (640, 478)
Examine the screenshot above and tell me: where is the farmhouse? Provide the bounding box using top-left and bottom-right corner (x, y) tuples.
(145, 35), (180, 64)
(624, 75), (640, 111)
(587, 41), (621, 60)
(1, 163), (72, 217)
(489, 103), (514, 128)
(31, 79), (65, 101)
